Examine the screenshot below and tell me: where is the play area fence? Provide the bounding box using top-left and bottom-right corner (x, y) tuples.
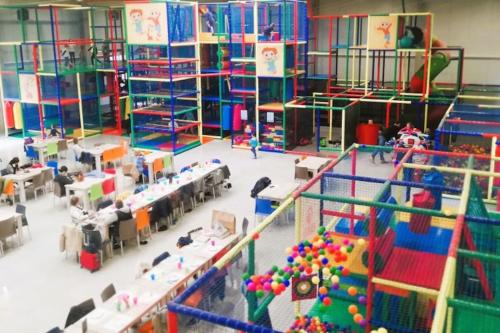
(167, 145), (500, 333)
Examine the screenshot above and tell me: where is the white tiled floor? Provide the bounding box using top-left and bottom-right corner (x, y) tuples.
(0, 136), (393, 332)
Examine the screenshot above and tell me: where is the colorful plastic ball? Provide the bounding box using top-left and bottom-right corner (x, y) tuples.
(317, 226), (326, 235)
(347, 287), (357, 296)
(311, 276), (320, 285)
(242, 273), (250, 280)
(283, 280), (290, 287)
(358, 295), (367, 305)
(318, 286), (328, 295)
(247, 283), (256, 292)
(332, 283), (340, 290)
(377, 328), (388, 333)
(256, 290), (264, 298)
(353, 313), (363, 324)
(322, 297), (332, 306)
(359, 319), (367, 327)
(318, 304), (327, 312)
(343, 239), (350, 245)
(272, 265), (278, 272)
(286, 247), (293, 254)
(252, 233), (260, 240)
(331, 275), (340, 284)
(348, 305), (358, 315)
(357, 238), (366, 246)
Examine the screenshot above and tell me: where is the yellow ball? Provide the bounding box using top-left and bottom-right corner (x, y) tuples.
(378, 328), (388, 333)
(322, 267), (331, 276)
(443, 209), (452, 216)
(311, 276), (320, 285)
(331, 275), (339, 284)
(286, 247), (293, 254)
(340, 246), (347, 254)
(357, 238), (366, 246)
(312, 264), (320, 272)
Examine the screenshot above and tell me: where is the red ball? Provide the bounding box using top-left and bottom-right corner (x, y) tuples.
(252, 233), (260, 240)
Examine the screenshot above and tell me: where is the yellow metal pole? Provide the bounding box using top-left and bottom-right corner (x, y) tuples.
(76, 72), (85, 138)
(487, 136), (497, 200)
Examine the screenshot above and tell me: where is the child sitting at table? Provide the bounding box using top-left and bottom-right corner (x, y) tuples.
(6, 157), (20, 174)
(54, 166), (74, 196)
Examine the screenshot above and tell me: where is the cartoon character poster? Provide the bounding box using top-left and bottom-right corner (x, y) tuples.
(125, 4), (167, 45)
(19, 74), (39, 103)
(256, 43), (284, 77)
(367, 15), (398, 50)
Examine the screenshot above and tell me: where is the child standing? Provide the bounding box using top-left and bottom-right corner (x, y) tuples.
(249, 134), (258, 159)
(371, 129), (387, 164)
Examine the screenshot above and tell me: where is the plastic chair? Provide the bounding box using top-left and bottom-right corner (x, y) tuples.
(102, 178), (116, 198)
(15, 204), (31, 240)
(100, 283), (116, 302)
(135, 207), (151, 246)
(53, 182), (65, 206)
(46, 142), (58, 159)
(2, 180), (15, 204)
(26, 173), (45, 199)
(89, 183), (104, 208)
(26, 146), (39, 161)
(152, 158), (164, 181)
(64, 298), (95, 328)
(180, 166), (190, 173)
(163, 156), (172, 172)
(255, 198), (275, 216)
(117, 218), (138, 255)
(212, 158), (221, 164)
(47, 160), (59, 176)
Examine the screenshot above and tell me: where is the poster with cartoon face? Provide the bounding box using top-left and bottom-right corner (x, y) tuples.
(367, 15), (398, 50)
(125, 4), (168, 45)
(256, 43), (284, 77)
(19, 74), (39, 103)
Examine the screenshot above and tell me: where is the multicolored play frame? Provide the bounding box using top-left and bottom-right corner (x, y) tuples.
(0, 4), (127, 138)
(167, 144), (500, 333)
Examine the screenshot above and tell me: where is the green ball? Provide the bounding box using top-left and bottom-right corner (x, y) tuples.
(278, 269), (285, 276)
(318, 226), (326, 235)
(330, 267), (337, 274)
(256, 290), (264, 298)
(283, 273), (291, 280)
(242, 273), (250, 280)
(319, 304), (327, 312)
(319, 249), (325, 255)
(294, 271), (301, 278)
(272, 265), (278, 272)
(306, 255), (313, 262)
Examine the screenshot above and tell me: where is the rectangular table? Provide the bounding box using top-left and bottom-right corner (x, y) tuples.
(65, 232), (239, 333)
(65, 173), (116, 211)
(296, 156), (331, 178)
(142, 151), (174, 184)
(84, 144), (122, 172)
(27, 138), (65, 163)
(257, 182), (299, 224)
(4, 167), (51, 203)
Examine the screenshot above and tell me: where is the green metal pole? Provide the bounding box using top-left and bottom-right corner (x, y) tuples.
(247, 239), (257, 322)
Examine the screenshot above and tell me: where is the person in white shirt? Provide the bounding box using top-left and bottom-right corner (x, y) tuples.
(69, 196), (89, 224)
(72, 138), (83, 162)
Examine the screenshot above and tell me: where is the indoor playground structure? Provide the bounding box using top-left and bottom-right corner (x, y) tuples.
(125, 1), (202, 154)
(0, 4), (127, 139)
(167, 144), (500, 333)
(286, 11), (464, 153)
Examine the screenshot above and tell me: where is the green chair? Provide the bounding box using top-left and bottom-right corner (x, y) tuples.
(89, 183), (104, 209)
(46, 142), (58, 159)
(163, 156), (172, 172)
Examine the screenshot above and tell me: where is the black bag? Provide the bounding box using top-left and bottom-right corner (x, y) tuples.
(82, 224), (102, 254)
(250, 177), (271, 198)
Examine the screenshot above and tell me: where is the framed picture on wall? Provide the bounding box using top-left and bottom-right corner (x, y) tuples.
(367, 15), (398, 50)
(256, 43), (284, 77)
(125, 3), (168, 45)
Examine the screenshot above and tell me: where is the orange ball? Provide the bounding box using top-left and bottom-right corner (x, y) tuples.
(319, 286), (328, 295)
(353, 313), (364, 323)
(347, 286), (357, 296)
(348, 305), (358, 315)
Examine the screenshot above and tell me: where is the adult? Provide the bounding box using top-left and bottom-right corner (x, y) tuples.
(69, 196), (89, 224)
(71, 138), (83, 162)
(6, 157), (20, 174)
(384, 121), (401, 141)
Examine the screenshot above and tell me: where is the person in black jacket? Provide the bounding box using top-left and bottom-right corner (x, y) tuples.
(383, 121), (401, 141)
(54, 166), (73, 196)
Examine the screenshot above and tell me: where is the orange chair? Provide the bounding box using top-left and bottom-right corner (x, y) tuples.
(102, 149), (114, 164)
(2, 180), (15, 204)
(135, 207), (151, 247)
(152, 158), (164, 181)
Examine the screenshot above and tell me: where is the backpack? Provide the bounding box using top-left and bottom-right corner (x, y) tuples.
(250, 177), (271, 198)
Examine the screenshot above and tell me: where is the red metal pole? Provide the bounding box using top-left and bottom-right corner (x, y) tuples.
(167, 311), (178, 333)
(327, 17), (333, 93)
(108, 9), (122, 135)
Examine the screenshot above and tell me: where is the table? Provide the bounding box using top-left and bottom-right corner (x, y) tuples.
(143, 151), (174, 184)
(296, 156), (331, 178)
(0, 210), (23, 245)
(27, 138), (65, 163)
(65, 232), (239, 333)
(65, 173), (116, 211)
(4, 167), (51, 203)
(257, 182), (299, 202)
(120, 162), (224, 213)
(84, 144), (122, 172)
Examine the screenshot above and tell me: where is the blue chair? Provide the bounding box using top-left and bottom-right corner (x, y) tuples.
(47, 160), (58, 176)
(26, 146), (39, 161)
(255, 198), (275, 217)
(212, 159), (221, 164)
(180, 166), (191, 173)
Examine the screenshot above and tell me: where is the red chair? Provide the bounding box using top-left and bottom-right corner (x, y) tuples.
(103, 168), (116, 175)
(102, 178), (116, 199)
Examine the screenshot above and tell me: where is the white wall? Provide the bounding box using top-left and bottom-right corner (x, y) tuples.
(316, 0), (500, 85)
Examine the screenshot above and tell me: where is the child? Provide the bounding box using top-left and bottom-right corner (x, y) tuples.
(249, 134), (258, 159)
(371, 129), (387, 164)
(48, 124), (60, 137)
